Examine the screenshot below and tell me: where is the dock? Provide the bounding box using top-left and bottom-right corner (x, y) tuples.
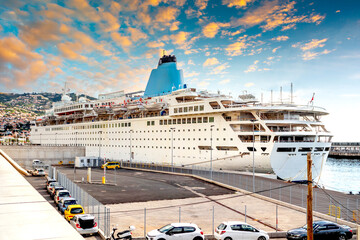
(330, 142), (360, 159)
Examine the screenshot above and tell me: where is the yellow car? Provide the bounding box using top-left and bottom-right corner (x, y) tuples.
(64, 204), (85, 221)
(101, 161), (120, 169)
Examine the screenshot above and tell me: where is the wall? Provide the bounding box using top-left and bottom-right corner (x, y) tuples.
(0, 145), (85, 169)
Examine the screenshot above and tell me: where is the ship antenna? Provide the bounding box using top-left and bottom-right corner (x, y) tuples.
(280, 86), (283, 104)
(271, 89), (273, 105)
(163, 49), (166, 56)
(290, 83), (293, 104)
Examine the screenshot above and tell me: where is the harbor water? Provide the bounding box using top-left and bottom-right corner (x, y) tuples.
(319, 157), (360, 193)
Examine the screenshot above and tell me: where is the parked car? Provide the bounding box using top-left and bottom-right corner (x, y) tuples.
(58, 197), (78, 214)
(69, 214), (98, 236)
(31, 168), (46, 176)
(50, 185), (64, 198)
(47, 182), (60, 193)
(146, 223), (204, 240)
(64, 204), (85, 221)
(45, 177), (56, 189)
(54, 189), (71, 204)
(286, 220), (353, 240)
(214, 221), (269, 240)
(101, 161), (121, 169)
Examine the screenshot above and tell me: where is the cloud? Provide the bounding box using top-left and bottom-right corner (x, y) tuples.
(211, 63), (229, 74)
(219, 79), (230, 84)
(170, 21), (180, 31)
(19, 20), (64, 48)
(146, 41), (164, 48)
(39, 3), (74, 22)
(169, 31), (191, 49)
(203, 22), (230, 38)
(245, 82), (254, 87)
(195, 0), (209, 10)
(67, 0), (101, 22)
(295, 38), (328, 51)
(231, 1), (325, 32)
(221, 29), (245, 36)
(188, 60), (195, 65)
(58, 42), (87, 61)
(197, 81), (210, 87)
(111, 32), (132, 49)
(128, 27), (148, 42)
(203, 57), (220, 66)
(302, 49), (332, 61)
(0, 36), (47, 88)
(225, 40), (248, 56)
(272, 47), (280, 53)
(244, 60), (259, 73)
(154, 7), (179, 23)
(271, 36), (289, 41)
(222, 0), (254, 8)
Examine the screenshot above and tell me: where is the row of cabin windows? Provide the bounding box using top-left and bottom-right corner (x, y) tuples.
(50, 137), (234, 141)
(174, 105), (204, 113)
(52, 122), (132, 131)
(55, 104), (94, 113)
(160, 117), (214, 125)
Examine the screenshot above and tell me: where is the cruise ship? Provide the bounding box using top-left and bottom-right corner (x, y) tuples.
(30, 54), (332, 181)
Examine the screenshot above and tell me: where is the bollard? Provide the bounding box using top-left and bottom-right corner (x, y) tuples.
(102, 176), (106, 184)
(179, 207), (181, 222)
(276, 205), (278, 232)
(212, 206), (215, 237)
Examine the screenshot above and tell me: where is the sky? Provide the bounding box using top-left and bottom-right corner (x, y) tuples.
(0, 0), (359, 141)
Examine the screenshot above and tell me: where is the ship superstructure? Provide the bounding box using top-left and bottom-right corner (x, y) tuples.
(30, 55), (332, 181)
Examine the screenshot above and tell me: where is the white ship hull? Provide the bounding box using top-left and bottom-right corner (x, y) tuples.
(30, 54), (332, 182)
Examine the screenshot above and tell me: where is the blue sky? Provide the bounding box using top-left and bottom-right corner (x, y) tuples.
(0, 0), (359, 141)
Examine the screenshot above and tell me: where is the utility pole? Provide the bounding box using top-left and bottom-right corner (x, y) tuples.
(307, 152), (313, 240)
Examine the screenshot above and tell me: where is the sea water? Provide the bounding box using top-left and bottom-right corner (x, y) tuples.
(319, 157), (360, 193)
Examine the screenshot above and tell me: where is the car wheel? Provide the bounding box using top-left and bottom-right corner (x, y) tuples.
(224, 237), (232, 240)
(258, 236), (266, 240)
(193, 237), (203, 240)
(338, 235), (346, 240)
(158, 238), (166, 240)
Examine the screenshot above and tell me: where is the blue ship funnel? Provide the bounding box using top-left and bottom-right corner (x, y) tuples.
(144, 55), (185, 97)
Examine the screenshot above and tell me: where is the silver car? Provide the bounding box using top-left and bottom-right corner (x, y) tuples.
(69, 214), (98, 236)
(214, 221), (269, 240)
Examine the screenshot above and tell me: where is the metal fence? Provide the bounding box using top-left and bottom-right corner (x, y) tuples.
(49, 166), (111, 238)
(121, 161), (360, 224)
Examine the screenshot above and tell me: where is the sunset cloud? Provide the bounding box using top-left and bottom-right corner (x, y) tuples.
(154, 7), (179, 23)
(271, 36), (289, 41)
(0, 36), (47, 88)
(222, 0), (254, 8)
(203, 22), (230, 38)
(128, 27), (148, 42)
(111, 32), (132, 49)
(203, 57), (220, 66)
(225, 40), (248, 56)
(244, 60), (258, 73)
(147, 41), (165, 48)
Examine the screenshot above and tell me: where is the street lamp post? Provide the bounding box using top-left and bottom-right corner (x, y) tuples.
(129, 130), (133, 167)
(170, 127), (175, 172)
(55, 133), (57, 146)
(40, 133), (42, 145)
(250, 119), (257, 193)
(210, 125), (214, 180)
(74, 132), (78, 180)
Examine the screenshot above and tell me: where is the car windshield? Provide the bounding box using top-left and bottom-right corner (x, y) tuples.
(59, 192), (70, 197)
(70, 208), (83, 214)
(158, 224), (173, 233)
(302, 224), (320, 229)
(65, 200), (77, 205)
(217, 223), (227, 230)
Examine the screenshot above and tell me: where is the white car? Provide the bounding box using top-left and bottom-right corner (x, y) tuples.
(54, 189), (71, 204)
(214, 221), (269, 240)
(32, 168), (46, 176)
(69, 214), (98, 236)
(146, 223), (204, 240)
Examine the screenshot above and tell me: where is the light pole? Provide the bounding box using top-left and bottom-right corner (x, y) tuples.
(98, 130), (102, 162)
(74, 132), (77, 180)
(250, 119), (257, 193)
(210, 125), (214, 180)
(129, 129), (133, 167)
(55, 133), (57, 146)
(170, 127), (175, 172)
(40, 133), (42, 145)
